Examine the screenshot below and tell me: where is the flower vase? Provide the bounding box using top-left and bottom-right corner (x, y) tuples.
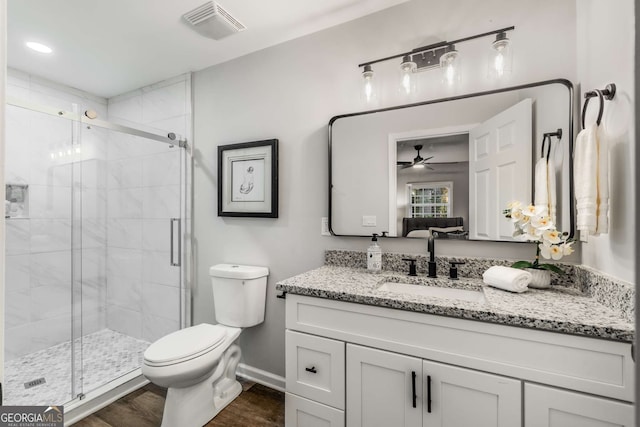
(525, 268), (551, 289)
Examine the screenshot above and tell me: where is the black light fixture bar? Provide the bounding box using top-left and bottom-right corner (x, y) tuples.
(357, 26), (515, 68)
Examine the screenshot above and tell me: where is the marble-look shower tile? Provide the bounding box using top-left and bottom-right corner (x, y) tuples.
(142, 185), (181, 219)
(142, 219), (170, 251)
(142, 313), (179, 343)
(142, 282), (180, 321)
(107, 276), (142, 312)
(29, 185), (72, 219)
(4, 324), (34, 361)
(107, 219), (142, 249)
(108, 92), (143, 124)
(30, 284), (72, 322)
(5, 105), (31, 183)
(30, 219), (72, 253)
(107, 157), (143, 189)
(30, 315), (73, 353)
(79, 158), (108, 190)
(107, 305), (143, 340)
(147, 116), (187, 141)
(81, 188), (108, 220)
(6, 220), (30, 255)
(107, 248), (142, 280)
(6, 290), (31, 329)
(142, 81), (187, 124)
(6, 254), (30, 293)
(80, 218), (107, 249)
(142, 250), (180, 287)
(142, 151), (182, 187)
(30, 251), (72, 288)
(107, 188), (143, 219)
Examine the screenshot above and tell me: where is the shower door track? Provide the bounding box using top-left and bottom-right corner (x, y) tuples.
(6, 96), (187, 147)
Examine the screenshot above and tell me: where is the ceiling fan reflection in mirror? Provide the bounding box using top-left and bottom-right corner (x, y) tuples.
(397, 145), (434, 169)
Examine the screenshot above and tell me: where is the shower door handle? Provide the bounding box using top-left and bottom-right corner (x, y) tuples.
(170, 218), (182, 267)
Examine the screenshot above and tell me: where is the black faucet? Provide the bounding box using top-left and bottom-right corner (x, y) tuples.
(427, 235), (437, 278)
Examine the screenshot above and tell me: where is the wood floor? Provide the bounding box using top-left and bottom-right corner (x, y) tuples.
(73, 380), (285, 427)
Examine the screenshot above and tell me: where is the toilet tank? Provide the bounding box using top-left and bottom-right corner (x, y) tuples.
(209, 264), (269, 327)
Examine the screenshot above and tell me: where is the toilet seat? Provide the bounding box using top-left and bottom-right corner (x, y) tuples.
(144, 324), (227, 367)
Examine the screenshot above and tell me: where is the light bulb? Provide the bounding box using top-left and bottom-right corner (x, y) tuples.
(361, 65), (377, 104)
(488, 32), (512, 79)
(440, 45), (460, 87)
(399, 55), (417, 97)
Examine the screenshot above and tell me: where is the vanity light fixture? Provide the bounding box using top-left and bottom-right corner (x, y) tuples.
(358, 26), (514, 102)
(361, 64), (377, 104)
(26, 41), (53, 54)
(489, 31), (512, 78)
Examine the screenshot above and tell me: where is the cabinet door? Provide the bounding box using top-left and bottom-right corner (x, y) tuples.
(423, 359), (521, 427)
(346, 344), (422, 427)
(525, 383), (634, 427)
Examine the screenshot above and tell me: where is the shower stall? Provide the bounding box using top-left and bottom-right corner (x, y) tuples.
(3, 97), (190, 410)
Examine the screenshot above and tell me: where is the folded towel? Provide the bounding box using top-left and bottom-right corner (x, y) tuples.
(596, 126), (609, 234)
(574, 124), (609, 235)
(574, 124), (598, 234)
(534, 146), (557, 224)
(482, 266), (532, 293)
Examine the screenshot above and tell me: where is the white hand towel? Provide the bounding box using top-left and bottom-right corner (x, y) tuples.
(574, 124), (598, 234)
(534, 158), (549, 216)
(482, 266), (532, 293)
(548, 156), (557, 225)
(596, 126), (609, 234)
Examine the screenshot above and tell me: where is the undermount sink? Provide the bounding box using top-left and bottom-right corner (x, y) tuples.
(377, 282), (486, 303)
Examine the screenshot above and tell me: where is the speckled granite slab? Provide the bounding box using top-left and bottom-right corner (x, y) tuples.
(276, 265), (634, 342)
(575, 265), (634, 323)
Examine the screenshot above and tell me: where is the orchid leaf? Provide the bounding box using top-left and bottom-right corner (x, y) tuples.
(537, 264), (565, 275)
(511, 261), (534, 269)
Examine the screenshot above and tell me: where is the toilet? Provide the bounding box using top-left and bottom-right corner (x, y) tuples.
(142, 264), (269, 427)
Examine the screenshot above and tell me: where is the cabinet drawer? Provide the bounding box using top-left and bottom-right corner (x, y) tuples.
(285, 393), (344, 427)
(286, 330), (345, 409)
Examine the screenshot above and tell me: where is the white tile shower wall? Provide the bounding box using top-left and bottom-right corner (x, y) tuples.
(4, 69), (108, 360)
(106, 73), (191, 342)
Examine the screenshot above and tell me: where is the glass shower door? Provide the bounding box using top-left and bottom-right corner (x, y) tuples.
(4, 103), (77, 405)
(76, 118), (185, 396)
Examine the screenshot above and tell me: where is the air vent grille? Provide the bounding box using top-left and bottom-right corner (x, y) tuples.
(183, 1), (245, 32)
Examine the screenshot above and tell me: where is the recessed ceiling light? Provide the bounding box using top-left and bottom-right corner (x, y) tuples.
(26, 41), (53, 54)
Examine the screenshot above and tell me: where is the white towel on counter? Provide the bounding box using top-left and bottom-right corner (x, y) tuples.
(482, 266), (532, 293)
(574, 124), (609, 235)
(534, 157), (556, 224)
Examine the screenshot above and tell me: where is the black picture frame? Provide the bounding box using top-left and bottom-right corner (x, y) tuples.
(218, 139), (278, 218)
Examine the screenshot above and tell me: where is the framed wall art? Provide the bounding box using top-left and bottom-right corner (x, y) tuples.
(218, 139), (279, 218)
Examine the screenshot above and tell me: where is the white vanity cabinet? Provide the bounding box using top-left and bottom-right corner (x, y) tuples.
(284, 294), (635, 427)
(346, 344), (521, 427)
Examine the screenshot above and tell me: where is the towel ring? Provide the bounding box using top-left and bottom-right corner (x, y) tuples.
(581, 89), (604, 129)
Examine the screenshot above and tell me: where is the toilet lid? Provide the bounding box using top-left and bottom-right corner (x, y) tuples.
(144, 324), (227, 365)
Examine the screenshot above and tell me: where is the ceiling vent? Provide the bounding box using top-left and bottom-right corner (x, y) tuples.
(183, 1), (246, 40)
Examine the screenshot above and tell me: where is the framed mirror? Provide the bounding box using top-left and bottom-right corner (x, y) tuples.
(329, 79), (574, 241)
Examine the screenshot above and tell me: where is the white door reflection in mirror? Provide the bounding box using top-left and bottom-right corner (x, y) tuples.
(469, 98), (532, 240)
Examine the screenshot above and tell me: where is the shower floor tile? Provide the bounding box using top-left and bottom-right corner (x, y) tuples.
(3, 329), (150, 406)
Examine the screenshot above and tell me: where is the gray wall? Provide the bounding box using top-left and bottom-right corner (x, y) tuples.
(193, 0), (578, 377)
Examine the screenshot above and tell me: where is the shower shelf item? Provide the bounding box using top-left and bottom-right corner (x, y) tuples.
(5, 183), (29, 219)
(581, 83), (616, 129)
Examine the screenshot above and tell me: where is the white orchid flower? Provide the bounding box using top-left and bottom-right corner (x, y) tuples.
(507, 200), (522, 210)
(540, 242), (563, 260)
(542, 229), (562, 244)
(531, 215), (554, 231)
(562, 241), (575, 256)
(523, 224), (542, 241)
(511, 209), (524, 223)
(522, 204), (546, 217)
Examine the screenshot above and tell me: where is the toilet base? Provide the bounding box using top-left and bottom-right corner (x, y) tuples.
(160, 343), (242, 427)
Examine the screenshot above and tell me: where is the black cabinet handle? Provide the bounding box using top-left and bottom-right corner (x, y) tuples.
(305, 366), (317, 374)
(427, 375), (432, 413)
(411, 371), (417, 408)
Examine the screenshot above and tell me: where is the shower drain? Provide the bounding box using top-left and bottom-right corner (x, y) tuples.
(24, 377), (46, 389)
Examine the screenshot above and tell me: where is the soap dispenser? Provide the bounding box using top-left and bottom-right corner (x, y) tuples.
(367, 233), (382, 273)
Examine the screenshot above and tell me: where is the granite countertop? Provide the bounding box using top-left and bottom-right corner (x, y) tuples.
(276, 265), (634, 342)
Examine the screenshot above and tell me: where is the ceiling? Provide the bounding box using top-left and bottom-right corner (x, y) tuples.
(8, 0), (409, 98)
